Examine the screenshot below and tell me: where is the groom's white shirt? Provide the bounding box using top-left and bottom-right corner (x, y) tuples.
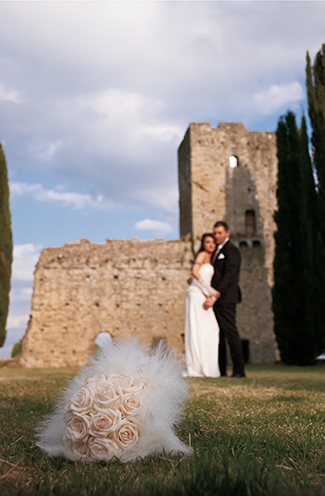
(212, 237), (229, 265)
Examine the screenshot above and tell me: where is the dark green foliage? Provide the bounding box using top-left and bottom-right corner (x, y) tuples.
(11, 339), (22, 358)
(0, 143), (13, 347)
(305, 45), (325, 358)
(306, 46), (325, 245)
(273, 112), (325, 365)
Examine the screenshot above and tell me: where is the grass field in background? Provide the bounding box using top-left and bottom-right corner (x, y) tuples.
(0, 363), (325, 496)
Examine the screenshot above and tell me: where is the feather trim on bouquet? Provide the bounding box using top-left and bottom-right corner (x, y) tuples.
(36, 339), (192, 462)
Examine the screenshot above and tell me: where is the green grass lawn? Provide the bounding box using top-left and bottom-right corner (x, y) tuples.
(0, 363), (325, 496)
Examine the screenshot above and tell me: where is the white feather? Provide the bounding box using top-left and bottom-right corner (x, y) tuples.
(36, 339), (193, 462)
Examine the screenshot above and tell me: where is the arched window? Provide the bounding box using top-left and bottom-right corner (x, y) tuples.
(229, 155), (238, 168)
(245, 210), (256, 235)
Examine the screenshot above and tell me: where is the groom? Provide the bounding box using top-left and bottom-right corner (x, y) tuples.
(203, 221), (246, 378)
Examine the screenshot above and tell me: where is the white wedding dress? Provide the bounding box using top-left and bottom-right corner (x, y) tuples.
(185, 264), (220, 378)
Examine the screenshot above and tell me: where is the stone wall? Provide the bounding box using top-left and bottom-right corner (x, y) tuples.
(20, 121), (279, 367)
(178, 122), (278, 362)
(20, 238), (192, 368)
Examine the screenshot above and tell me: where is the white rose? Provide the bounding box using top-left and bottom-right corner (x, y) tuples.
(70, 387), (94, 414)
(88, 436), (119, 460)
(89, 409), (121, 437)
(122, 394), (141, 417)
(94, 383), (120, 410)
(65, 413), (91, 441)
(114, 419), (139, 449)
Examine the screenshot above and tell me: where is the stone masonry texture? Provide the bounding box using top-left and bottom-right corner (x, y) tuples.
(20, 238), (192, 367)
(178, 122), (278, 362)
(20, 122), (278, 367)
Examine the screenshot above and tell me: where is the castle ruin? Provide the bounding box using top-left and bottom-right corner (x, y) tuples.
(20, 122), (278, 367)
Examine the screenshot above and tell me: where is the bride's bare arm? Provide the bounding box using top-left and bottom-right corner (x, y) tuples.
(192, 252), (206, 280)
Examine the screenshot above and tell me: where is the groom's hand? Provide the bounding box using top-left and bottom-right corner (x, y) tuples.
(215, 290), (221, 300)
(203, 291), (221, 309)
(203, 297), (215, 309)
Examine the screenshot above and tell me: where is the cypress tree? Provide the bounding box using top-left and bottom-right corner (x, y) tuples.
(298, 117), (325, 361)
(306, 45), (325, 244)
(0, 143), (13, 347)
(273, 112), (322, 364)
(305, 45), (325, 358)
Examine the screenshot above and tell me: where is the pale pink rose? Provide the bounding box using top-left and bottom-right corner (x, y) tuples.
(122, 394), (141, 416)
(94, 383), (120, 410)
(70, 387), (94, 414)
(66, 438), (91, 458)
(65, 413), (90, 441)
(89, 409), (121, 437)
(88, 436), (119, 460)
(83, 374), (105, 391)
(114, 419), (139, 449)
(109, 374), (134, 390)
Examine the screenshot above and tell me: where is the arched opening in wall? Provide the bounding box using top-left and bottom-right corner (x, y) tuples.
(239, 241), (248, 250)
(95, 332), (113, 349)
(245, 210), (256, 236)
(229, 155), (238, 168)
(252, 240), (261, 249)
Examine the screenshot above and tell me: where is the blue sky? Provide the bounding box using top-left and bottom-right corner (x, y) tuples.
(1, 0), (325, 358)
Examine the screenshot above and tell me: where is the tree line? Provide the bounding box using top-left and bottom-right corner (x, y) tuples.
(273, 44), (325, 364)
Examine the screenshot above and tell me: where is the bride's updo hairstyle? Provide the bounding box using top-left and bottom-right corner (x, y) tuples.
(197, 233), (216, 255)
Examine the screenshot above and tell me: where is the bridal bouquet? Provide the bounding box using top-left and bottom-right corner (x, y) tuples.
(63, 373), (145, 459)
(36, 340), (192, 462)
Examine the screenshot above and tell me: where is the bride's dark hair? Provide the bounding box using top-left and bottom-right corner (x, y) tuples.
(197, 233), (216, 255)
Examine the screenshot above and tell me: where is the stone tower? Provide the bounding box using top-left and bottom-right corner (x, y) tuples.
(178, 122), (278, 362)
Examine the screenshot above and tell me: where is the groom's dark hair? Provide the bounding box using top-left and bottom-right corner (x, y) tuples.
(214, 220), (229, 231)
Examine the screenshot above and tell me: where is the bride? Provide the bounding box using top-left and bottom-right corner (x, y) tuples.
(185, 233), (220, 378)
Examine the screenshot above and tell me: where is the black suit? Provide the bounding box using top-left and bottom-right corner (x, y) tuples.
(211, 240), (245, 377)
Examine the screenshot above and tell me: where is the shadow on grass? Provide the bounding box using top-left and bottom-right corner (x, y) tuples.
(1, 364), (325, 495)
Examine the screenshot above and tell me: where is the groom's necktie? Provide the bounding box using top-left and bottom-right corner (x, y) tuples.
(212, 237), (229, 265)
(212, 246), (221, 265)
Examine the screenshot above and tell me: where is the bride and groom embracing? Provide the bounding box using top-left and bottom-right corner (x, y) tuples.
(185, 221), (246, 379)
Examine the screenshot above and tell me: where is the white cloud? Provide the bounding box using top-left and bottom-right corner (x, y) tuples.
(29, 141), (62, 161)
(132, 187), (179, 214)
(0, 83), (22, 104)
(9, 287), (33, 302)
(0, 2), (324, 244)
(6, 314), (29, 329)
(253, 82), (304, 115)
(2, 1), (323, 218)
(135, 219), (173, 232)
(71, 88), (183, 162)
(10, 182), (108, 209)
(12, 244), (42, 282)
